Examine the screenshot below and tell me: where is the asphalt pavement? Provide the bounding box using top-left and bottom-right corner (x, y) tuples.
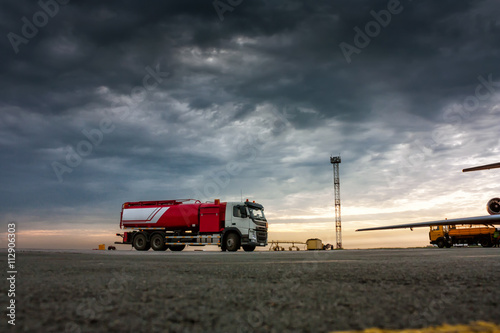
(2, 248), (500, 332)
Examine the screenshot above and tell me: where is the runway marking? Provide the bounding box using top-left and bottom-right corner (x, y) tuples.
(461, 255), (500, 258)
(214, 259), (360, 265)
(259, 260), (359, 264)
(335, 321), (500, 333)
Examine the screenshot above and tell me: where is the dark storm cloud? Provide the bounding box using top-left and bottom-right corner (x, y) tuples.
(3, 1), (496, 118)
(1, 0), (500, 228)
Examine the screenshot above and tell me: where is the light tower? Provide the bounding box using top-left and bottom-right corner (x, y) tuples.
(330, 156), (342, 249)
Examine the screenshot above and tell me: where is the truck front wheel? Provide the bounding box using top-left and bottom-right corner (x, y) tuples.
(225, 233), (240, 252)
(437, 239), (445, 248)
(242, 245), (256, 252)
(133, 233), (150, 251)
(151, 233), (166, 251)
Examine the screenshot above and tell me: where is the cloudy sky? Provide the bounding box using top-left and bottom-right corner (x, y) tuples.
(2, 0), (500, 249)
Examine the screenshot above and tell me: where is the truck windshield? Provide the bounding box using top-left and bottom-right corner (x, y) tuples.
(249, 208), (266, 220)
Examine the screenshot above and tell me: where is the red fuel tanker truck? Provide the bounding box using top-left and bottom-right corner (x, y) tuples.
(115, 199), (268, 252)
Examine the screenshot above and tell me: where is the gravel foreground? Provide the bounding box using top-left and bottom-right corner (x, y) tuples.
(2, 248), (500, 332)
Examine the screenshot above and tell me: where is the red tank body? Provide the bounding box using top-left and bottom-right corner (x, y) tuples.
(120, 199), (226, 233)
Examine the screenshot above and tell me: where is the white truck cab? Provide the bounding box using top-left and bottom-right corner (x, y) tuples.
(223, 201), (268, 251)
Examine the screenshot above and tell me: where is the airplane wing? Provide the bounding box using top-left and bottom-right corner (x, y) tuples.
(463, 162), (500, 172)
(356, 215), (500, 232)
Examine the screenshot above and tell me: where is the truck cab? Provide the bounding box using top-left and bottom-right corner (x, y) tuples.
(429, 225), (451, 248)
(223, 200), (268, 251)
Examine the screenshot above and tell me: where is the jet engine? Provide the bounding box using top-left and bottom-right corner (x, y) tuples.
(487, 198), (500, 215)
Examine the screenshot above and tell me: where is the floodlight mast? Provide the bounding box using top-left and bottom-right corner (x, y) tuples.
(330, 156), (342, 249)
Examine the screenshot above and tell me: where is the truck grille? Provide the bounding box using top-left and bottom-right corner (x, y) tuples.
(254, 220), (267, 232)
(257, 231), (267, 243)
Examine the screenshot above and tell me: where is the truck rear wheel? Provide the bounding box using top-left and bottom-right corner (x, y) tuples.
(170, 245), (185, 251)
(242, 245), (256, 252)
(133, 233), (150, 251)
(225, 233), (240, 252)
(151, 233), (166, 251)
(480, 238), (492, 247)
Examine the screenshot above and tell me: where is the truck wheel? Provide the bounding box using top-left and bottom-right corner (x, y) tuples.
(133, 233), (150, 251)
(151, 233), (166, 251)
(480, 238), (492, 247)
(242, 245), (256, 252)
(170, 245), (186, 251)
(437, 239), (445, 248)
(225, 233), (240, 252)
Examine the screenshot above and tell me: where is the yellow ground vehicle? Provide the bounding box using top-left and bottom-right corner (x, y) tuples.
(306, 238), (323, 250)
(429, 225), (498, 248)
